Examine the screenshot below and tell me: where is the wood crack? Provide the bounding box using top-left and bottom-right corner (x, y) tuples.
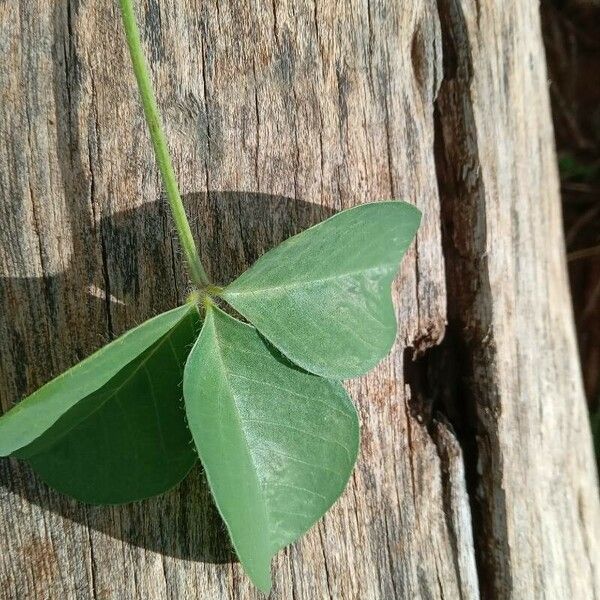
(83, 511), (100, 600)
(431, 22), (505, 600)
(317, 524), (334, 600)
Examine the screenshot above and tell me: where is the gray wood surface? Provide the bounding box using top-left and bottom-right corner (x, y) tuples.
(0, 1), (598, 598)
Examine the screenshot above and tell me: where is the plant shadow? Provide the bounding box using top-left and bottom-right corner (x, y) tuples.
(0, 191), (336, 563)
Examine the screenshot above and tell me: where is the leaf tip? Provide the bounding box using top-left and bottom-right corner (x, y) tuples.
(252, 568), (273, 595)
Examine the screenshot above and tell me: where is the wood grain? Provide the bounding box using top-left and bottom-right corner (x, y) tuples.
(434, 0), (600, 596)
(0, 0), (597, 598)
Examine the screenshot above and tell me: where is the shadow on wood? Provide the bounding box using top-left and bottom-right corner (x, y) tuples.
(0, 191), (336, 565)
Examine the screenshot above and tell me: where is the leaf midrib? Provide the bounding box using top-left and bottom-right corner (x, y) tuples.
(209, 317), (273, 550)
(224, 262), (396, 297)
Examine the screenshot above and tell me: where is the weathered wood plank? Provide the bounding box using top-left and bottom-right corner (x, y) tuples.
(434, 0), (600, 597)
(0, 1), (463, 599)
(0, 0), (598, 599)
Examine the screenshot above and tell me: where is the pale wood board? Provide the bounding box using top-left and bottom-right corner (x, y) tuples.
(0, 1), (597, 598)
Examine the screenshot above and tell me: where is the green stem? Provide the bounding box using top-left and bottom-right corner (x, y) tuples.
(118, 0), (210, 289)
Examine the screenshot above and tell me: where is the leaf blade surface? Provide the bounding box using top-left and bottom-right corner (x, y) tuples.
(221, 201), (421, 378)
(22, 308), (200, 503)
(183, 306), (359, 592)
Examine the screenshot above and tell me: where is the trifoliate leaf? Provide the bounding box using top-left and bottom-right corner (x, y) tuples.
(1, 304), (200, 504)
(183, 305), (359, 593)
(221, 201), (421, 379)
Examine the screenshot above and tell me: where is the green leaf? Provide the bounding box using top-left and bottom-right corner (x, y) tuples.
(183, 305), (359, 593)
(221, 201), (421, 379)
(1, 304), (200, 504)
